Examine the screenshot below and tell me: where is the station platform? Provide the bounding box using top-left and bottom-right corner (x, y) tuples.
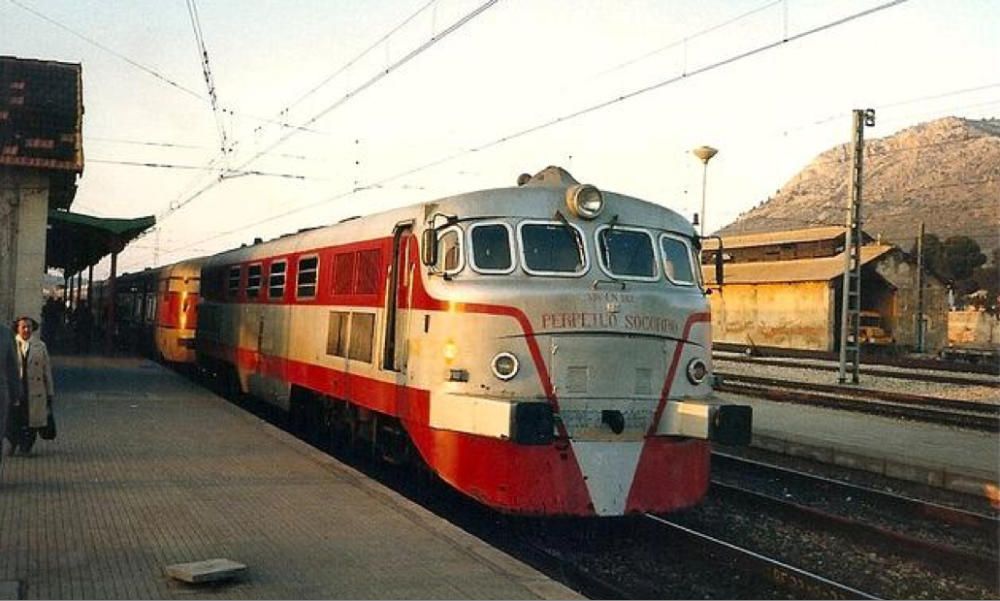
(0, 356), (580, 600)
(718, 391), (1000, 500)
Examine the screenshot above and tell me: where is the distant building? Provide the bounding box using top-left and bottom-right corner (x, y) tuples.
(0, 56), (84, 323)
(703, 227), (948, 352)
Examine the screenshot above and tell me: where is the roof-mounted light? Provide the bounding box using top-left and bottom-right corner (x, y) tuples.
(566, 184), (604, 220)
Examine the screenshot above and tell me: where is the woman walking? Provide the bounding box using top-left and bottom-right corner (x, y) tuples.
(8, 316), (55, 454)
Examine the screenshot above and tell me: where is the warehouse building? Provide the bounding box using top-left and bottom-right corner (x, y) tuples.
(703, 227), (948, 352)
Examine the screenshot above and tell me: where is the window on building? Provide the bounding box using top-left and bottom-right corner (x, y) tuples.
(297, 256), (318, 299)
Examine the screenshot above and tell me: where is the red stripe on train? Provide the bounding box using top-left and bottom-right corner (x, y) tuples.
(626, 312), (711, 512)
(199, 338), (599, 514)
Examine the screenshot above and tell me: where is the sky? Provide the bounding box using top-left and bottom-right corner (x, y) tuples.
(2, 0), (998, 278)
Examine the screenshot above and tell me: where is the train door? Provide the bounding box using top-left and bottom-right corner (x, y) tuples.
(383, 222), (415, 373)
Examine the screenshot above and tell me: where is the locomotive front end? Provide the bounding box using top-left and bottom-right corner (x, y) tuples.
(410, 167), (752, 517)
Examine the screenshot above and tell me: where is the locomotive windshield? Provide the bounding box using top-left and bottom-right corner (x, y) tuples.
(660, 234), (696, 285)
(597, 227), (656, 279)
(469, 223), (513, 273)
(519, 222), (586, 275)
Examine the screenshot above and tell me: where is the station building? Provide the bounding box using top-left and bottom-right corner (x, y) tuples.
(702, 226), (949, 352)
(2, 55), (154, 348)
(1, 56), (84, 324)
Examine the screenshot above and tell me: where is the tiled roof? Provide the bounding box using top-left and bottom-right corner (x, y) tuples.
(702, 244), (896, 284)
(0, 56), (83, 174)
(702, 226), (872, 250)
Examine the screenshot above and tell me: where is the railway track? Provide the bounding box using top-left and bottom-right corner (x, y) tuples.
(206, 372), (994, 599)
(644, 515), (879, 599)
(714, 354), (999, 387)
(712, 452), (1000, 535)
(710, 454), (999, 585)
(714, 342), (999, 376)
(716, 372), (999, 431)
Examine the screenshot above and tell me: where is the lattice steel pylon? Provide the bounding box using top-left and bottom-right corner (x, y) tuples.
(838, 108), (875, 384)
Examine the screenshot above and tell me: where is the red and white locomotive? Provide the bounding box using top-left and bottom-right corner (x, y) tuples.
(194, 166), (750, 516)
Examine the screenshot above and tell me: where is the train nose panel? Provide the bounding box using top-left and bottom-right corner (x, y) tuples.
(549, 334), (670, 439)
(570, 440), (643, 516)
(549, 334), (668, 399)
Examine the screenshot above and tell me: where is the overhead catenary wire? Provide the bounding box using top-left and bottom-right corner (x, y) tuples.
(594, 0), (784, 78)
(87, 158), (316, 180)
(185, 0), (231, 160)
(154, 0), (501, 224)
(5, 0), (329, 137)
(143, 0), (915, 264)
(6, 0), (204, 100)
(271, 0), (440, 121)
(342, 0), (917, 194)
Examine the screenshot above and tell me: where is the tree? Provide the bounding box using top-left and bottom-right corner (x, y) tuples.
(942, 236), (988, 281)
(911, 234), (987, 282)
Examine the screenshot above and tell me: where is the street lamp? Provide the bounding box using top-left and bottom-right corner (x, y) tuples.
(692, 145), (718, 236)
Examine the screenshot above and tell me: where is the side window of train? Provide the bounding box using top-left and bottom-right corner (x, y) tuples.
(518, 221), (588, 276)
(469, 222), (515, 274)
(595, 226), (658, 281)
(348, 312), (375, 363)
(227, 265), (241, 299)
(326, 311), (349, 357)
(246, 264), (263, 299)
(435, 226), (464, 275)
(297, 255), (319, 299)
(268, 260), (286, 300)
(659, 234), (696, 285)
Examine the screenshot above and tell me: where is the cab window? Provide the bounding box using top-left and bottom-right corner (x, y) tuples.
(518, 221), (587, 276)
(660, 234), (696, 285)
(469, 222), (514, 274)
(435, 227), (464, 275)
(596, 226), (657, 280)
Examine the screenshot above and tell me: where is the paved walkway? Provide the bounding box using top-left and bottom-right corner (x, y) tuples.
(719, 391), (1000, 497)
(0, 356), (579, 600)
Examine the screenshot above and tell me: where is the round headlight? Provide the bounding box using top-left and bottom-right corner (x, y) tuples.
(567, 184), (604, 219)
(686, 358), (708, 385)
(491, 352), (519, 381)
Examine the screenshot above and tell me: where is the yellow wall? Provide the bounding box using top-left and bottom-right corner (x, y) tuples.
(948, 310), (1000, 348)
(709, 281), (833, 351)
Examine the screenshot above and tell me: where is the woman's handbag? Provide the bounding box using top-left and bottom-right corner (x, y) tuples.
(41, 398), (56, 440)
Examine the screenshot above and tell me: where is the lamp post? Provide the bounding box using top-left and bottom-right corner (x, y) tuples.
(692, 145), (718, 236)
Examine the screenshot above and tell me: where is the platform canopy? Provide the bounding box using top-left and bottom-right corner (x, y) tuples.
(46, 209), (155, 274)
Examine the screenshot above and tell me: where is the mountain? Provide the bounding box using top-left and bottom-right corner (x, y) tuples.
(718, 117), (1000, 256)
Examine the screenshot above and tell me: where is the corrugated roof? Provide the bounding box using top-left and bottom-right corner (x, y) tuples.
(702, 226), (864, 250)
(702, 244), (896, 284)
(47, 210), (155, 272)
